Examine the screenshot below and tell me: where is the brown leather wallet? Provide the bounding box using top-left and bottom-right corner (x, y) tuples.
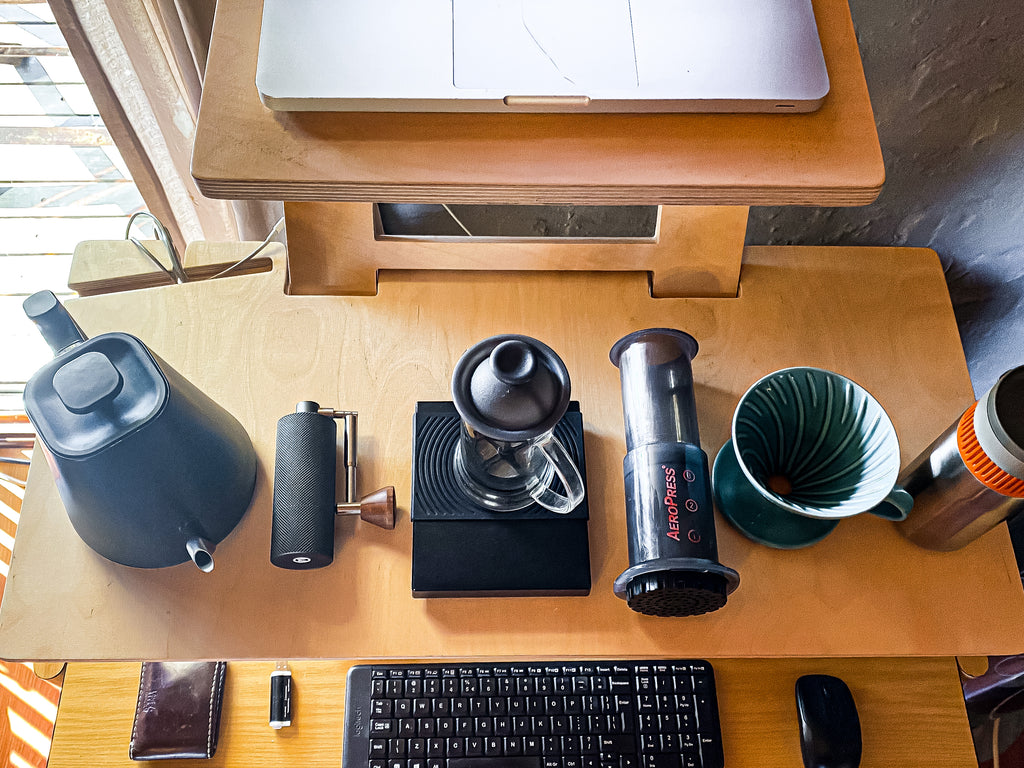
(129, 661), (227, 760)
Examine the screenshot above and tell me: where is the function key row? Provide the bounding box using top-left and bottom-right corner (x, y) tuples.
(373, 673), (712, 700)
(370, 664), (711, 680)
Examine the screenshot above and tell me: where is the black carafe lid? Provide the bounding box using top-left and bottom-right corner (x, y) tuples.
(452, 335), (571, 442)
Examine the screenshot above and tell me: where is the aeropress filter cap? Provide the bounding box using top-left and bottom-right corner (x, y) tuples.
(610, 329), (739, 617)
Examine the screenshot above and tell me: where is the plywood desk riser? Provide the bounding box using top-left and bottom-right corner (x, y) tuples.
(47, 658), (978, 768)
(192, 0), (884, 297)
(193, 0), (882, 205)
(2, 243), (1022, 662)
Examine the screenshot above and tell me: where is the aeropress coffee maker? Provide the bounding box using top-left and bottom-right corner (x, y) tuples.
(610, 329), (739, 617)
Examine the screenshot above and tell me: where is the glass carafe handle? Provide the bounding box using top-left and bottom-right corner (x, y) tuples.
(531, 434), (585, 515)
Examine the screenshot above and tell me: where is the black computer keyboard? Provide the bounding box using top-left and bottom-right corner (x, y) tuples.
(342, 661), (724, 768)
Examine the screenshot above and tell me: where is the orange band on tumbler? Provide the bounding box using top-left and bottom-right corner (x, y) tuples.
(957, 403), (1024, 497)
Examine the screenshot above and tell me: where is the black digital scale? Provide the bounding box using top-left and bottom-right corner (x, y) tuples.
(410, 401), (591, 597)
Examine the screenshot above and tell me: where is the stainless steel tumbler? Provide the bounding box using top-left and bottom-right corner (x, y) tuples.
(898, 367), (1024, 550)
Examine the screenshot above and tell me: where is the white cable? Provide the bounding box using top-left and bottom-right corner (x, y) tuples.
(442, 204), (473, 237)
(209, 217), (286, 279)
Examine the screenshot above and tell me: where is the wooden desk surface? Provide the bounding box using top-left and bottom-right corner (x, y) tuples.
(191, 0), (883, 205)
(1, 244), (1023, 661)
(48, 657), (977, 768)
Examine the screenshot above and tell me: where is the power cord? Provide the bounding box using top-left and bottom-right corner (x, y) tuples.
(125, 211), (187, 284)
(209, 217), (286, 279)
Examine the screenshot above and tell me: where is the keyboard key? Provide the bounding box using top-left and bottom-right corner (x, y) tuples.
(373, 700), (393, 717)
(490, 698), (508, 716)
(389, 739), (407, 757)
(430, 699), (449, 716)
(409, 740), (426, 758)
(642, 756), (679, 768)
(371, 720), (397, 737)
(370, 740), (388, 758)
(599, 736), (634, 753)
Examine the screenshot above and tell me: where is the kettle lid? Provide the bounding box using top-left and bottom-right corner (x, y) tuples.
(24, 333), (168, 459)
(451, 335), (570, 441)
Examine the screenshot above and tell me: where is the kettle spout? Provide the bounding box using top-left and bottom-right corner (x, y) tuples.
(186, 537), (216, 572)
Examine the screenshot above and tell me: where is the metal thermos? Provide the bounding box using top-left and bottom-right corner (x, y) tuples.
(898, 367), (1024, 550)
(609, 329), (739, 617)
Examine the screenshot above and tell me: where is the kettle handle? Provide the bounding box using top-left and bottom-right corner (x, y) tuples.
(23, 291), (87, 356)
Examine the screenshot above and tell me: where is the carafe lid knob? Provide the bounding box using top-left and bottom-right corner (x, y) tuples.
(453, 335), (571, 441)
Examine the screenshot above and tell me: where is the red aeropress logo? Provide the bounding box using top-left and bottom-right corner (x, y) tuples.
(662, 465), (701, 544)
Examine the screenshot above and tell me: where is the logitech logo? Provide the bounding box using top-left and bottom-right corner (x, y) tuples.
(351, 706), (364, 737)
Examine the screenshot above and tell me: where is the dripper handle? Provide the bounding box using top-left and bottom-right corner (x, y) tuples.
(23, 290), (86, 355)
(870, 486), (914, 521)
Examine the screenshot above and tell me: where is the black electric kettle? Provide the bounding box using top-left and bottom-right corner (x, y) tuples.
(22, 291), (257, 572)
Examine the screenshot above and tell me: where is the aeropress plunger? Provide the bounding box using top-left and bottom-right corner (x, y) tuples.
(610, 329), (739, 617)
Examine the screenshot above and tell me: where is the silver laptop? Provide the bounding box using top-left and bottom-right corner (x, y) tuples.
(256, 0), (830, 113)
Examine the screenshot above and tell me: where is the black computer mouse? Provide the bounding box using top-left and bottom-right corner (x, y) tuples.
(795, 674), (862, 768)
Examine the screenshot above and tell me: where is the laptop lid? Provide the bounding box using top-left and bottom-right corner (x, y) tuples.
(256, 0), (830, 113)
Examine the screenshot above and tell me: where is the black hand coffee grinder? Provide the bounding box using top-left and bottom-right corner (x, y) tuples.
(610, 328), (739, 617)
